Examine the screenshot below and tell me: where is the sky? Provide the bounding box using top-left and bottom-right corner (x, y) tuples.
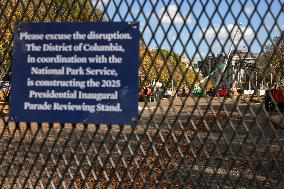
(92, 0), (284, 61)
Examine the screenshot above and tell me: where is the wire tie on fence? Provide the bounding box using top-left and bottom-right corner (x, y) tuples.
(128, 21), (139, 29)
(119, 22), (139, 33)
(9, 115), (16, 123)
(15, 21), (21, 31)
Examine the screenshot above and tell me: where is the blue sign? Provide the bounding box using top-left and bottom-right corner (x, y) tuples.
(10, 22), (140, 125)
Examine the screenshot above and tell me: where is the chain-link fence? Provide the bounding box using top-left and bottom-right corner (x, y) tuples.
(0, 0), (284, 188)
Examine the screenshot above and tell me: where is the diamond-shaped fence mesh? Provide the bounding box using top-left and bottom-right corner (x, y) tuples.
(0, 0), (283, 188)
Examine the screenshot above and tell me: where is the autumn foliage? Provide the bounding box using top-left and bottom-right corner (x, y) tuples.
(0, 0), (105, 79)
(139, 47), (209, 89)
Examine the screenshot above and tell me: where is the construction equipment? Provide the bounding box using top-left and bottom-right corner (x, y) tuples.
(192, 24), (242, 97)
(192, 62), (227, 97)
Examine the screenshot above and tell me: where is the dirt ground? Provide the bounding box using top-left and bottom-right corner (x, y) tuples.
(0, 97), (283, 188)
